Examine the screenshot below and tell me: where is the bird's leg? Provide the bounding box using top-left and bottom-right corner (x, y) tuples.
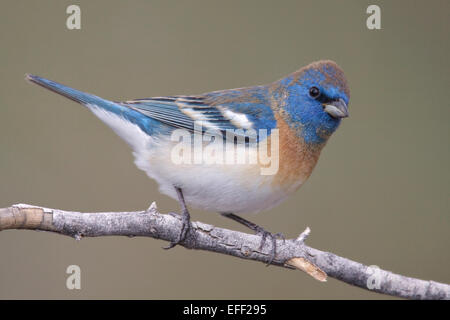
(164, 187), (191, 249)
(220, 212), (285, 265)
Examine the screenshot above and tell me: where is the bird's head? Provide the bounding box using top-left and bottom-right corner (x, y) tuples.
(275, 60), (350, 145)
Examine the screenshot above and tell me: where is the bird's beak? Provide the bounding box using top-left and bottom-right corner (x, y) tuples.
(323, 98), (349, 119)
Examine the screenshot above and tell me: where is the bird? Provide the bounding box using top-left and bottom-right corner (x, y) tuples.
(26, 60), (350, 264)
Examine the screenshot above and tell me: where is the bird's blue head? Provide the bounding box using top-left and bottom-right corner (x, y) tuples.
(275, 60), (350, 145)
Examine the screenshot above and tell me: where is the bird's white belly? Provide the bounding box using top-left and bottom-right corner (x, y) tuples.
(88, 106), (302, 213)
(150, 162), (290, 214)
(135, 139), (295, 214)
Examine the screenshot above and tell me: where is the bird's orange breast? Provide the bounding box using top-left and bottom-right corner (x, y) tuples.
(270, 113), (324, 191)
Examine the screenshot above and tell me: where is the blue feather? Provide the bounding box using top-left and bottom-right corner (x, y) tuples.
(25, 74), (162, 136)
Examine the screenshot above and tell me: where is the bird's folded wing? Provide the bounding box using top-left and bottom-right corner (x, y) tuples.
(121, 89), (277, 139)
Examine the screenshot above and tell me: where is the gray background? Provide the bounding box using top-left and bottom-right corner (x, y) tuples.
(0, 0), (448, 299)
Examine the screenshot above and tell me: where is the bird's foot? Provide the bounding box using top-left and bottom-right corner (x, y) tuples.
(164, 187), (191, 250)
(254, 226), (286, 265)
(220, 212), (284, 265)
(164, 209), (191, 249)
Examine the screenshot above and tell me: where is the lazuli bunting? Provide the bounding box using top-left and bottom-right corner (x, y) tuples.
(26, 60), (350, 263)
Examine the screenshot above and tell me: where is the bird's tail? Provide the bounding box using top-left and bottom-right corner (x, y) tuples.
(25, 74), (155, 139)
(25, 73), (161, 159)
(25, 74), (123, 112)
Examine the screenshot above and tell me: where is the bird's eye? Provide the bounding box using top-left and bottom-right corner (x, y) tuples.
(309, 86), (320, 99)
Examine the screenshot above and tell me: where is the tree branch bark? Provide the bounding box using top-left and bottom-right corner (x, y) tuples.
(0, 203), (448, 300)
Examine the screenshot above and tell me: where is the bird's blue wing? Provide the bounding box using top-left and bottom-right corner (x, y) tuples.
(122, 86), (277, 138)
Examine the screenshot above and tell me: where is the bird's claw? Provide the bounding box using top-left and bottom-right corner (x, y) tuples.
(163, 210), (191, 249)
(254, 227), (285, 265)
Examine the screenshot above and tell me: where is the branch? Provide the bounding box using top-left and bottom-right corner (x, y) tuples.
(0, 203), (448, 300)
